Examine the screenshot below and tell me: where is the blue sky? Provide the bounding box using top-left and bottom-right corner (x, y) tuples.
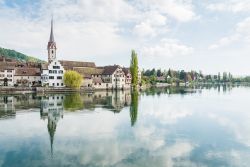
(1, 0), (250, 75)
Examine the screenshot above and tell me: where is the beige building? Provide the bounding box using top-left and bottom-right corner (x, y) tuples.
(14, 68), (41, 86)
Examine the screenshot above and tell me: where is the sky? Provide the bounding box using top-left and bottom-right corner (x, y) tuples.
(1, 0), (250, 75)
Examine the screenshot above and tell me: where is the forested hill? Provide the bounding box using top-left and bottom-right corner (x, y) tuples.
(0, 47), (44, 63)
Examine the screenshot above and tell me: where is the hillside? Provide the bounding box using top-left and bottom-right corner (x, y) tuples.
(0, 47), (44, 63)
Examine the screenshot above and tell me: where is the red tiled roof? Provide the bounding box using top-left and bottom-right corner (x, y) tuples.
(59, 60), (96, 70)
(15, 68), (41, 76)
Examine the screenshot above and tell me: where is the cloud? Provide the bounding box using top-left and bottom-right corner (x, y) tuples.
(0, 0), (198, 66)
(138, 0), (198, 22)
(133, 11), (168, 37)
(209, 34), (240, 50)
(140, 39), (194, 58)
(207, 0), (250, 13)
(209, 16), (250, 49)
(133, 22), (156, 37)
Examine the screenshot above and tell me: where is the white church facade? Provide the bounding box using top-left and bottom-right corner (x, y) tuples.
(41, 19), (65, 88)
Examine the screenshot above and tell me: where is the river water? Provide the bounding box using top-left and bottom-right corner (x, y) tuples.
(0, 86), (249, 167)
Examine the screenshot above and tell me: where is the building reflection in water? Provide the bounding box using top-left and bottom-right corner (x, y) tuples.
(0, 96), (15, 119)
(40, 95), (64, 157)
(38, 91), (137, 157)
(0, 91), (139, 156)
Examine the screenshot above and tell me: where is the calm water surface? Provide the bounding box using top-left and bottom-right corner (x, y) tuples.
(0, 86), (250, 167)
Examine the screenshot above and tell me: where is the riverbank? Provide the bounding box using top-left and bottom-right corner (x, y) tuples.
(0, 86), (133, 95)
(0, 82), (248, 95)
(0, 87), (95, 95)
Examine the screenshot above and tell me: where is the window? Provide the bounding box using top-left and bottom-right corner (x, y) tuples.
(53, 66), (60, 69)
(7, 70), (12, 73)
(59, 70), (63, 74)
(57, 76), (62, 79)
(49, 70), (52, 73)
(49, 76), (54, 79)
(57, 83), (59, 86)
(7, 75), (12, 78)
(61, 83), (63, 86)
(53, 83), (55, 86)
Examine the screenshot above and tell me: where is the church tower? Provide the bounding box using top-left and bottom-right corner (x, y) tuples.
(47, 18), (56, 63)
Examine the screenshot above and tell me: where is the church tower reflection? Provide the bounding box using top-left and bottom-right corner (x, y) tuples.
(40, 95), (64, 157)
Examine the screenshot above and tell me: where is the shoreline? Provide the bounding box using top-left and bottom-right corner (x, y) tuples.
(0, 87), (131, 95)
(0, 82), (248, 95)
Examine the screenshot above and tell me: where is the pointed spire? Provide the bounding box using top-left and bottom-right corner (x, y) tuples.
(49, 17), (55, 42)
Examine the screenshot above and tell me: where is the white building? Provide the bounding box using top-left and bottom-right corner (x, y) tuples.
(41, 19), (65, 87)
(0, 68), (14, 86)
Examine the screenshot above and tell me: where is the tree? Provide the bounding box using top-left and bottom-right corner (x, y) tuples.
(150, 68), (156, 76)
(218, 72), (221, 82)
(130, 50), (139, 87)
(180, 70), (186, 81)
(63, 70), (83, 89)
(223, 72), (228, 82)
(167, 68), (173, 78)
(156, 69), (162, 77)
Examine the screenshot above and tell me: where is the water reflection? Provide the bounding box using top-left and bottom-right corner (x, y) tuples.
(1, 86), (250, 166)
(130, 90), (138, 126)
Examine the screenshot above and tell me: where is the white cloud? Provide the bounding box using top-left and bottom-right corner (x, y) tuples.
(133, 22), (156, 37)
(133, 11), (168, 37)
(141, 39), (194, 58)
(209, 34), (240, 50)
(236, 17), (250, 35)
(138, 0), (198, 22)
(207, 0), (250, 13)
(209, 16), (250, 50)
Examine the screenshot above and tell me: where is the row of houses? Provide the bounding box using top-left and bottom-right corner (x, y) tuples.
(0, 57), (139, 90)
(0, 19), (141, 90)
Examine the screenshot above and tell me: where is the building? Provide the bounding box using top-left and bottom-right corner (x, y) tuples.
(41, 19), (65, 87)
(0, 67), (14, 86)
(14, 67), (41, 86)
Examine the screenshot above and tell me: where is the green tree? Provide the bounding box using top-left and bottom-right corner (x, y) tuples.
(130, 50), (139, 87)
(218, 72), (221, 82)
(180, 70), (186, 81)
(156, 69), (162, 77)
(63, 70), (83, 89)
(223, 72), (228, 82)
